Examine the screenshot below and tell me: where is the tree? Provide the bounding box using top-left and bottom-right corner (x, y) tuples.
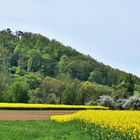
(125, 74), (135, 96)
(27, 49), (43, 72)
(29, 77), (64, 104)
(80, 81), (96, 104)
(0, 47), (10, 99)
(80, 81), (113, 104)
(113, 86), (128, 99)
(57, 55), (70, 74)
(42, 54), (56, 76)
(63, 79), (81, 105)
(66, 60), (92, 81)
(4, 80), (29, 103)
(23, 72), (43, 89)
(113, 74), (135, 99)
(89, 69), (103, 84)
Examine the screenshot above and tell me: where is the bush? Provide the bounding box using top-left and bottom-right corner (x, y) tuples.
(122, 97), (140, 110)
(98, 96), (115, 109)
(115, 98), (126, 110)
(4, 80), (29, 103)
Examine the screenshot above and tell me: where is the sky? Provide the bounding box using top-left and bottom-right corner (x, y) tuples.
(0, 0), (140, 76)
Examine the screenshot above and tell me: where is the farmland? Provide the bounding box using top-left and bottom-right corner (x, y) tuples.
(0, 108), (139, 139)
(0, 110), (76, 120)
(51, 110), (140, 139)
(0, 103), (107, 110)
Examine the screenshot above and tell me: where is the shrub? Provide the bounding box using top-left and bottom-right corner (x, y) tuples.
(122, 97), (140, 110)
(98, 95), (115, 109)
(4, 80), (29, 103)
(115, 98), (126, 110)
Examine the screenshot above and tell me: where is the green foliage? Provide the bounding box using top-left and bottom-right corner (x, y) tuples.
(63, 78), (81, 105)
(29, 77), (64, 104)
(65, 60), (92, 80)
(80, 81), (113, 104)
(57, 55), (70, 74)
(88, 66), (124, 86)
(4, 79), (29, 103)
(125, 74), (135, 95)
(113, 74), (135, 99)
(27, 49), (43, 72)
(23, 72), (43, 89)
(0, 46), (10, 98)
(0, 120), (133, 140)
(89, 69), (103, 84)
(0, 29), (139, 104)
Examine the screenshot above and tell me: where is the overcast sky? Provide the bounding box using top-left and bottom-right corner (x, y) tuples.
(0, 0), (139, 76)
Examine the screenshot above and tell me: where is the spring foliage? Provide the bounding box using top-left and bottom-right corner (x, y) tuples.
(0, 29), (139, 104)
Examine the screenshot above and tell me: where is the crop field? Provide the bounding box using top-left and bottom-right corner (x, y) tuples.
(51, 110), (140, 139)
(0, 104), (139, 139)
(0, 103), (107, 110)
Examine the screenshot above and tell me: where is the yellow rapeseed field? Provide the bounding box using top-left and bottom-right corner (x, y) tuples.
(0, 103), (107, 110)
(51, 110), (140, 138)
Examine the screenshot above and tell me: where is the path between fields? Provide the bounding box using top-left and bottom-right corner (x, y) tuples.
(0, 110), (77, 120)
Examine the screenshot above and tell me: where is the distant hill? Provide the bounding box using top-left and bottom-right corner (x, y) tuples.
(0, 28), (139, 104)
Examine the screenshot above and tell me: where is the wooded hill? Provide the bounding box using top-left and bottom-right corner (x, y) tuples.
(0, 28), (140, 104)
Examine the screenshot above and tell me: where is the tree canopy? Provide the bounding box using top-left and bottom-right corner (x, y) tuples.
(0, 29), (139, 104)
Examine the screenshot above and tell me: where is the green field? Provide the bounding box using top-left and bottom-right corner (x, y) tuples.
(0, 120), (132, 140)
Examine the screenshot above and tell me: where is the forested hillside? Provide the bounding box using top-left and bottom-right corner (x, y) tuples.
(0, 28), (140, 104)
